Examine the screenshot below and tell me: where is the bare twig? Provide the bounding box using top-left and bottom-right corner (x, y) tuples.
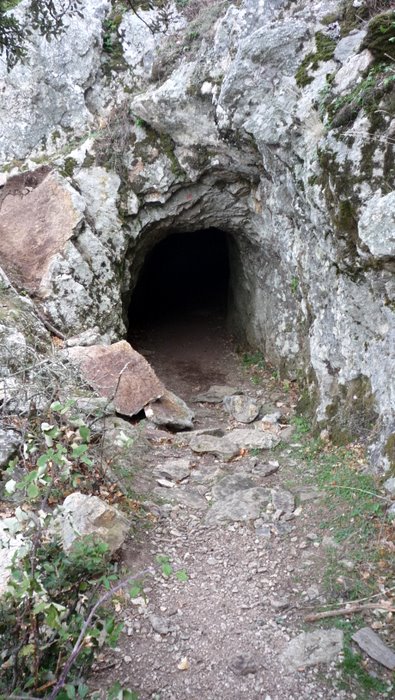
(326, 485), (391, 502)
(48, 568), (154, 700)
(305, 602), (395, 622)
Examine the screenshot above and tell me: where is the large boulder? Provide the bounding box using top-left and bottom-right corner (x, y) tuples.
(66, 340), (164, 417)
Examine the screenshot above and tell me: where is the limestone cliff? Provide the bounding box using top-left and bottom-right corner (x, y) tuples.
(0, 0), (394, 470)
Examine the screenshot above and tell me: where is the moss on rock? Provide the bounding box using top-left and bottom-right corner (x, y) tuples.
(295, 31), (337, 87)
(362, 10), (395, 60)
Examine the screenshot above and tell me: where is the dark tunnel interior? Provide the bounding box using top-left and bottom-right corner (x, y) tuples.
(127, 228), (230, 331)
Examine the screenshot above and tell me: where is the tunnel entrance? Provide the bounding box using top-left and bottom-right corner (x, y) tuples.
(127, 228), (234, 399)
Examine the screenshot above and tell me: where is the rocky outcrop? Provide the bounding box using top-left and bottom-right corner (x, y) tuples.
(0, 0), (394, 470)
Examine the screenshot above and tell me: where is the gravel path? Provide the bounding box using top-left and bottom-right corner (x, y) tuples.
(90, 313), (391, 699)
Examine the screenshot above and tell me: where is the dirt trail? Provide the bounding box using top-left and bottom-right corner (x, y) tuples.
(91, 314), (393, 700)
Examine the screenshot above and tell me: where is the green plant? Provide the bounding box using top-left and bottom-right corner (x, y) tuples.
(0, 399), (143, 697)
(290, 276), (299, 294)
(242, 350), (266, 370)
(0, 0), (84, 70)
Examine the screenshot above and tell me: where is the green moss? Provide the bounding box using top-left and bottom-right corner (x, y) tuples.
(60, 157), (78, 178)
(295, 31), (336, 87)
(362, 10), (395, 60)
(384, 433), (395, 476)
(384, 433), (395, 472)
(82, 152), (95, 169)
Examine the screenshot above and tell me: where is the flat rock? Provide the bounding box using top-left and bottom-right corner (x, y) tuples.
(153, 486), (207, 510)
(60, 492), (130, 555)
(226, 428), (280, 451)
(0, 429), (20, 468)
(352, 627), (395, 670)
(205, 487), (272, 525)
(155, 458), (191, 483)
(281, 629), (343, 671)
(145, 389), (194, 430)
(67, 341), (164, 417)
(212, 472), (257, 500)
(189, 434), (240, 461)
(223, 394), (260, 423)
(193, 385), (240, 403)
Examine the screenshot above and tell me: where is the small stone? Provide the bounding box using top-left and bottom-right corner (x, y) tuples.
(271, 489), (295, 516)
(270, 596), (290, 611)
(177, 656), (189, 671)
(305, 585), (320, 601)
(223, 394), (260, 423)
(60, 492), (129, 555)
(229, 654), (258, 676)
(251, 461), (280, 477)
(383, 477), (395, 496)
(255, 524), (271, 538)
(148, 614), (175, 635)
(145, 390), (194, 430)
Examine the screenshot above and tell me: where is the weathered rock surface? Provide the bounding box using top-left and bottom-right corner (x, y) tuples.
(60, 492), (130, 554)
(0, 169), (84, 296)
(281, 629), (344, 671)
(205, 487), (272, 525)
(145, 389), (194, 430)
(352, 627), (395, 670)
(66, 341), (164, 417)
(189, 434), (240, 462)
(212, 473), (257, 501)
(223, 394), (260, 423)
(154, 458), (191, 483)
(226, 428), (281, 451)
(0, 430), (21, 468)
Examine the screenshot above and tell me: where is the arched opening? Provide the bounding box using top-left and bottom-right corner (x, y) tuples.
(127, 228), (233, 397)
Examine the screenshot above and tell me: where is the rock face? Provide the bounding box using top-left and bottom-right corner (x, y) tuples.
(0, 0), (394, 469)
(66, 341), (164, 417)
